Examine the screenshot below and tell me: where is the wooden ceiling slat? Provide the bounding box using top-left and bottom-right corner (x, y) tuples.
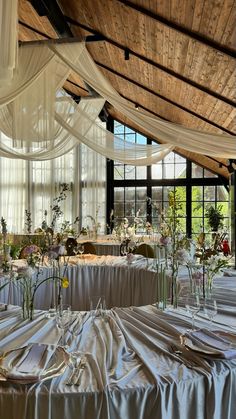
(15, 0), (236, 180)
(117, 0), (236, 56)
(99, 65), (233, 135)
(65, 15), (236, 107)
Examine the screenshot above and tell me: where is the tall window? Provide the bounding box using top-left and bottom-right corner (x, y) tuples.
(107, 120), (229, 237)
(0, 143), (106, 233)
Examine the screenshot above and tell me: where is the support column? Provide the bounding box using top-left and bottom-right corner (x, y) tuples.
(230, 171), (236, 268)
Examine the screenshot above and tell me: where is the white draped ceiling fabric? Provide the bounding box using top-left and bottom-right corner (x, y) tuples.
(0, 41), (235, 165)
(0, 0), (18, 83)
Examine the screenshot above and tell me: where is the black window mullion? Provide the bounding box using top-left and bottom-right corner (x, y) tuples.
(186, 160), (192, 238)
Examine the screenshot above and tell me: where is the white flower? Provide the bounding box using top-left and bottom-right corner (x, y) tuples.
(17, 266), (34, 278)
(176, 249), (191, 265)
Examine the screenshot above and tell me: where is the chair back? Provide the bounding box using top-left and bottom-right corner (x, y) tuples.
(134, 243), (154, 258)
(82, 242), (97, 255)
(65, 237), (78, 256)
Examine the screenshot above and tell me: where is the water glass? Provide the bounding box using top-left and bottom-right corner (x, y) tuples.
(56, 304), (72, 347)
(78, 244), (84, 256)
(185, 294), (200, 330)
(204, 298), (217, 326)
(89, 295), (106, 320)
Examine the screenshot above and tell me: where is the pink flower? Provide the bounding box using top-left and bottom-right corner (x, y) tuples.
(160, 236), (171, 246)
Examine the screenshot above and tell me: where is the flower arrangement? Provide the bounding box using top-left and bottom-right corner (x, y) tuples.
(157, 190), (192, 307)
(0, 242), (70, 320)
(194, 232), (230, 295)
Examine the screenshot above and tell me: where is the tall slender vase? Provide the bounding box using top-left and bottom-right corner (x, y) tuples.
(21, 278), (34, 320)
(171, 270), (178, 309)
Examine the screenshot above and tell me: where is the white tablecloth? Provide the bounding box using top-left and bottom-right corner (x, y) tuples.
(0, 255), (166, 310)
(0, 286), (235, 419)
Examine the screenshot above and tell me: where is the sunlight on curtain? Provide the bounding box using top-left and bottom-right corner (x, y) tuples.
(0, 143), (106, 234)
(81, 120), (106, 233)
(31, 149), (78, 230)
(0, 158), (26, 232)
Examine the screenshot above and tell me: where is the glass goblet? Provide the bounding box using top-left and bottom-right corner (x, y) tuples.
(56, 304), (72, 347)
(204, 297), (217, 327)
(185, 294), (200, 330)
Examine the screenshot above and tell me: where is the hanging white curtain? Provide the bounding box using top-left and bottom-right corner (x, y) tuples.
(81, 145), (106, 233)
(0, 148), (81, 233)
(51, 42), (236, 158)
(0, 41), (234, 162)
(0, 158), (26, 232)
(0, 0), (18, 83)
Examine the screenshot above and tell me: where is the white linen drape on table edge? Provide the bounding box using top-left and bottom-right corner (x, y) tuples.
(0, 0), (18, 83)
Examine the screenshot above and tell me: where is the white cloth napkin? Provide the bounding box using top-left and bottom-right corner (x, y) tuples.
(184, 329), (236, 359)
(0, 343), (57, 382)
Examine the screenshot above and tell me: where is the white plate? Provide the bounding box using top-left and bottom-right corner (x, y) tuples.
(0, 344), (70, 384)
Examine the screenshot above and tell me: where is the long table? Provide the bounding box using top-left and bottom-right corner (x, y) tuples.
(0, 281), (235, 419)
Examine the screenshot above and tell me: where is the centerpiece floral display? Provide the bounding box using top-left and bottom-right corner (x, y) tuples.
(0, 242), (69, 320)
(194, 232), (230, 296)
(156, 190), (192, 308)
(0, 184), (78, 320)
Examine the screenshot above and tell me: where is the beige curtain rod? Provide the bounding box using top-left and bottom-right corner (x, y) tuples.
(19, 37), (84, 47)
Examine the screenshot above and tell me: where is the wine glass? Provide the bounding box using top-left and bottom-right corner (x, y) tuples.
(204, 297), (217, 327)
(78, 244), (84, 256)
(56, 304), (72, 347)
(89, 295), (107, 320)
(185, 293), (200, 330)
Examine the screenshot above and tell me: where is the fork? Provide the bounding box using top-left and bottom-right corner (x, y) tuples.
(65, 355), (82, 386)
(74, 358), (86, 386)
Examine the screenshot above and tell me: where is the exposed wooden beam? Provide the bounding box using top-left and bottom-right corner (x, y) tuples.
(95, 60), (235, 135)
(19, 20), (52, 39)
(117, 0), (236, 59)
(29, 0), (73, 37)
(65, 16), (236, 108)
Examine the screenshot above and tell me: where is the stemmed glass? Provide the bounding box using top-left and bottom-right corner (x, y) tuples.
(204, 297), (217, 327)
(89, 295), (107, 320)
(185, 293), (200, 330)
(78, 244), (84, 256)
(56, 304), (72, 347)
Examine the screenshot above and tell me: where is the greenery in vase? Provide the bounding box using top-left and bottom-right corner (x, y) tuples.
(158, 190), (192, 307)
(25, 209), (32, 235)
(195, 232), (230, 296)
(0, 217), (10, 272)
(0, 245), (70, 320)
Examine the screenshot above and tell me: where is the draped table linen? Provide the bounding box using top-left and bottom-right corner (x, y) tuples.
(0, 287), (235, 419)
(0, 255), (165, 310)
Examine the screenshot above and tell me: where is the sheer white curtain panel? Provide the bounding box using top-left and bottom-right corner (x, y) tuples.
(52, 43), (236, 158)
(0, 0), (18, 83)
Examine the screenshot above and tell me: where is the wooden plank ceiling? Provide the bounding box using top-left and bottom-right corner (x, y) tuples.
(18, 0), (236, 178)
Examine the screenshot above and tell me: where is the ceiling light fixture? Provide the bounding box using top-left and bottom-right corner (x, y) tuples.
(124, 48), (130, 60)
(227, 159), (236, 174)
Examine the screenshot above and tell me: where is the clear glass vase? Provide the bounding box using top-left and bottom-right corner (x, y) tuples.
(171, 270), (178, 309)
(21, 282), (34, 320)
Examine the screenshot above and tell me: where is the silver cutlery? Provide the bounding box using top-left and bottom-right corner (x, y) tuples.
(74, 358), (86, 386)
(65, 355), (82, 386)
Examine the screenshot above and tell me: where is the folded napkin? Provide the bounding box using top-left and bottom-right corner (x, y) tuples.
(0, 343), (68, 382)
(184, 329), (236, 359)
(223, 269), (236, 277)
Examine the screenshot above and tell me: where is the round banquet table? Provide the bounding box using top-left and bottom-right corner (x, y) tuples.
(0, 255), (168, 311)
(0, 277), (236, 419)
